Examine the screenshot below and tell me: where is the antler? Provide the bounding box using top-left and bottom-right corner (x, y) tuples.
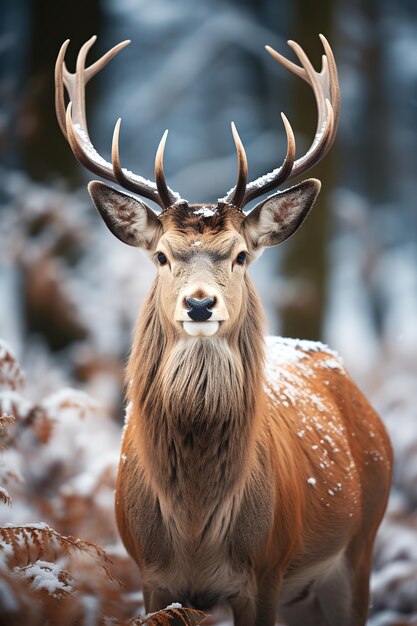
(55, 36), (182, 210)
(224, 34), (340, 209)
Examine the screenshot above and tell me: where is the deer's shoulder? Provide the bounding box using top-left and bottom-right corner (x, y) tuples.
(264, 335), (346, 390)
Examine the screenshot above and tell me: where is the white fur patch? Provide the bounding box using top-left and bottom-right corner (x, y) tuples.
(182, 321), (220, 337)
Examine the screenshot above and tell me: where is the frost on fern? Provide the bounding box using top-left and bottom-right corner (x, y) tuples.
(0, 342), (25, 392)
(0, 341), (126, 624)
(130, 605), (207, 626)
(0, 342), (207, 624)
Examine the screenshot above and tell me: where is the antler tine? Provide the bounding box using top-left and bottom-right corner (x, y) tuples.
(73, 36), (97, 132)
(239, 112), (296, 207)
(55, 37), (183, 209)
(111, 118), (126, 186)
(319, 34), (340, 130)
(228, 122), (248, 209)
(155, 130), (177, 210)
(224, 36), (339, 210)
(65, 101), (111, 179)
(287, 40), (327, 132)
(55, 39), (71, 138)
(110, 118), (160, 203)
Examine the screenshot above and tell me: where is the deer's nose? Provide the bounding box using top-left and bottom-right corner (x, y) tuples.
(185, 297), (215, 322)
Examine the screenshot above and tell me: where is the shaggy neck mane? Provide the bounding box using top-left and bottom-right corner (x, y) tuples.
(127, 275), (265, 511)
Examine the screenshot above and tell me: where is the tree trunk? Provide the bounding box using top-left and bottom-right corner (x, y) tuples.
(19, 0), (102, 184)
(280, 1), (336, 341)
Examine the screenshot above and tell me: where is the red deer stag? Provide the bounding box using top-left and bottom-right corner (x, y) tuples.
(55, 35), (392, 626)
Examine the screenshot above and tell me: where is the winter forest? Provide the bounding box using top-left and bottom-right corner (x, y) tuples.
(0, 0), (416, 624)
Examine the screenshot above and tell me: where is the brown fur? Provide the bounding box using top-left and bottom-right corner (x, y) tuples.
(108, 198), (393, 626)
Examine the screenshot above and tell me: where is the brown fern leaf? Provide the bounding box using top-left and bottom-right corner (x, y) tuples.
(0, 414), (15, 428)
(0, 401), (55, 447)
(130, 606), (207, 626)
(0, 461), (23, 487)
(25, 406), (55, 444)
(0, 524), (124, 587)
(0, 341), (25, 391)
(0, 414), (15, 449)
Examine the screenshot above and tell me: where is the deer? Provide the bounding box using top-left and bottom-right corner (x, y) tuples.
(55, 34), (392, 626)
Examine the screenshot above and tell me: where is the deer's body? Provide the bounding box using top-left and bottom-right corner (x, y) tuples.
(56, 34), (392, 625)
(116, 279), (391, 625)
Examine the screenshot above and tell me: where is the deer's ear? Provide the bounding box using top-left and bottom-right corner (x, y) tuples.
(243, 179), (321, 249)
(88, 181), (162, 249)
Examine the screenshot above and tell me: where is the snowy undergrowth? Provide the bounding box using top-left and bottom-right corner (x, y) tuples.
(0, 342), (206, 625)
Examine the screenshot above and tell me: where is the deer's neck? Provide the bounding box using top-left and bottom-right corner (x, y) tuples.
(126, 277), (265, 510)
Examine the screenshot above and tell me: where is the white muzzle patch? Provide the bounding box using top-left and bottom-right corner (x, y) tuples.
(182, 321), (220, 337)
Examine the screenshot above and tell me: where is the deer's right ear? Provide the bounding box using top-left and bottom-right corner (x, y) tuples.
(88, 181), (162, 249)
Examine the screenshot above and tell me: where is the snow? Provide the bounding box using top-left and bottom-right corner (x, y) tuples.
(265, 335), (340, 366)
(72, 124), (111, 169)
(0, 391), (32, 420)
(372, 561), (417, 613)
(193, 206), (217, 217)
(143, 602), (183, 621)
(71, 125), (182, 204)
(0, 487), (10, 502)
(41, 388), (99, 421)
(264, 337), (345, 421)
(121, 401), (133, 445)
(4, 522), (50, 530)
(15, 560), (73, 597)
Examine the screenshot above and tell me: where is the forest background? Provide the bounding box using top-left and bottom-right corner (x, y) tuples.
(0, 0), (416, 624)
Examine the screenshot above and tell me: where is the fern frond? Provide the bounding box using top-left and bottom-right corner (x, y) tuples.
(0, 414), (14, 450)
(0, 524), (124, 587)
(0, 414), (15, 428)
(0, 396), (55, 446)
(14, 559), (73, 598)
(130, 605), (207, 626)
(24, 406), (55, 444)
(0, 341), (25, 391)
(0, 486), (11, 506)
(0, 461), (23, 487)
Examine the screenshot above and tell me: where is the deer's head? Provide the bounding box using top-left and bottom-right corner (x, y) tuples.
(56, 36), (339, 338)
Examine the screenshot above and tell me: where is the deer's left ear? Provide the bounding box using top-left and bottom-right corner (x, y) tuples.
(243, 179), (321, 248)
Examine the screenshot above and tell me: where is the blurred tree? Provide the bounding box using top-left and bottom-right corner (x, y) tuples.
(362, 0), (388, 206)
(280, 1), (336, 341)
(18, 0), (102, 184)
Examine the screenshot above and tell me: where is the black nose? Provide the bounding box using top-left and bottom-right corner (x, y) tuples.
(185, 297), (215, 322)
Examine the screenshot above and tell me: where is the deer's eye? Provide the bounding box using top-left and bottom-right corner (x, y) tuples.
(235, 251), (247, 265)
(157, 252), (168, 265)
